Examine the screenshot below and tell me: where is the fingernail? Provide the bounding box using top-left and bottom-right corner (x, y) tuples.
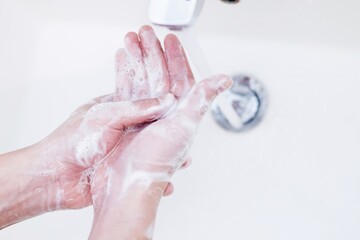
(216, 74), (233, 93)
(140, 25), (153, 33)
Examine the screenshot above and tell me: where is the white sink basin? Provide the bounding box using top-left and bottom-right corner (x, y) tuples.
(1, 1), (359, 239)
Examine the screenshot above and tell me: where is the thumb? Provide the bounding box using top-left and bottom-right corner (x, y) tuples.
(90, 93), (176, 129)
(176, 74), (232, 121)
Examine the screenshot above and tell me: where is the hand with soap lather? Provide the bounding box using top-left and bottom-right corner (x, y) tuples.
(88, 25), (232, 240)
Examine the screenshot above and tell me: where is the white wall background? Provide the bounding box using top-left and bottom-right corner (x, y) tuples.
(0, 0), (360, 239)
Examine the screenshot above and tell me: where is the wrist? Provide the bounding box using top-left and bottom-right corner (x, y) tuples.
(90, 173), (167, 240)
(0, 144), (62, 228)
(32, 141), (91, 210)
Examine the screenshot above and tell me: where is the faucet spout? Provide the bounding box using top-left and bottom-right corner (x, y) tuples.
(148, 0), (205, 30)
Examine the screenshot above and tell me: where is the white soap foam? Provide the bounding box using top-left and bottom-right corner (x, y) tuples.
(75, 131), (105, 167)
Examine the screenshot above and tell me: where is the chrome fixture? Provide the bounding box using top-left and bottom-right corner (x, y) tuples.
(148, 0), (239, 30)
(220, 0), (240, 4)
(148, 0), (205, 30)
(211, 74), (267, 132)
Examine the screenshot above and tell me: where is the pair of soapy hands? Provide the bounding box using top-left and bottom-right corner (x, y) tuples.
(37, 26), (232, 210)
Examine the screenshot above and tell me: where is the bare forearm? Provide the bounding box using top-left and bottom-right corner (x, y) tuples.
(0, 145), (59, 228)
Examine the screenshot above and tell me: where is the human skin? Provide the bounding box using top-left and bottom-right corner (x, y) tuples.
(88, 26), (232, 239)
(0, 94), (175, 229)
(0, 25), (190, 230)
(0, 25), (231, 238)
(0, 25), (183, 229)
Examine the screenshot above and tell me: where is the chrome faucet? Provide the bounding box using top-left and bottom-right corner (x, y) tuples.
(148, 0), (239, 30)
(148, 0), (205, 30)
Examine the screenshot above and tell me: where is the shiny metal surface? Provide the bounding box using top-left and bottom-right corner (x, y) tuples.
(220, 0), (240, 4)
(211, 74), (267, 132)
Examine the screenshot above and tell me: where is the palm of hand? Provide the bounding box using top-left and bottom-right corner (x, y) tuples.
(37, 95), (120, 208)
(112, 74), (230, 179)
(90, 26), (231, 205)
(39, 26), (178, 209)
(39, 73), (173, 209)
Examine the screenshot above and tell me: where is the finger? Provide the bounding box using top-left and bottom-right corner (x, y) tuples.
(75, 94), (114, 115)
(180, 156), (192, 169)
(163, 182), (174, 197)
(138, 25), (170, 98)
(93, 94), (114, 104)
(164, 34), (195, 99)
(92, 93), (176, 129)
(114, 48), (133, 101)
(124, 32), (148, 100)
(177, 74), (232, 122)
(124, 32), (142, 62)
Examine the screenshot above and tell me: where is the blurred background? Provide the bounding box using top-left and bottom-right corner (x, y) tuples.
(0, 0), (359, 239)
